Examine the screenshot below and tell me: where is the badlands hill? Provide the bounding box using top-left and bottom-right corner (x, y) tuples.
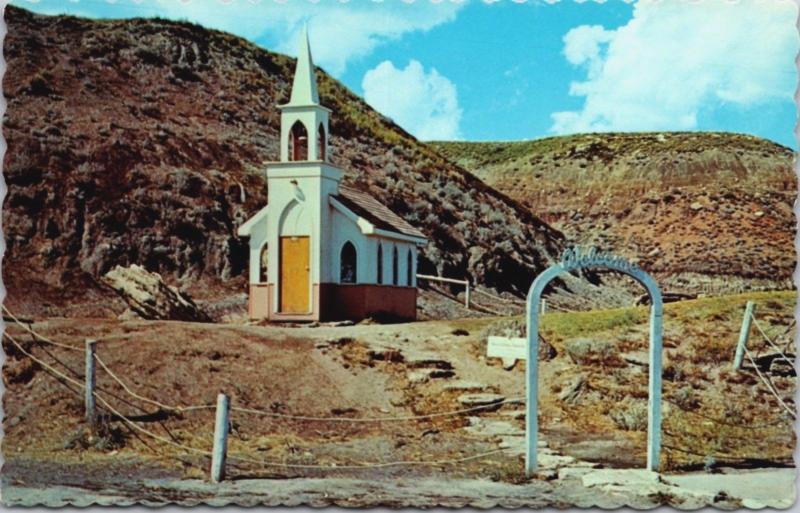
(3, 6), (565, 316)
(433, 133), (796, 294)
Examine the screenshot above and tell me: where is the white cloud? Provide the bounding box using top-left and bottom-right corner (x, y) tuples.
(551, 0), (797, 134)
(362, 59), (462, 140)
(62, 0), (463, 76)
(20, 0), (462, 76)
(273, 4), (462, 77)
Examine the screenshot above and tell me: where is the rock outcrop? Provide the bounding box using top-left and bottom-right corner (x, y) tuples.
(101, 265), (211, 322)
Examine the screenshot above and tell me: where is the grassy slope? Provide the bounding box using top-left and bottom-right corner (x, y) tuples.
(431, 133), (795, 287)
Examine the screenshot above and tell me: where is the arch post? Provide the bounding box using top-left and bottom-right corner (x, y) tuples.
(524, 248), (663, 476)
(646, 301), (663, 471)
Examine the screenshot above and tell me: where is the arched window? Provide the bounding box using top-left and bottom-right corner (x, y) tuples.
(407, 249), (413, 286)
(340, 241), (357, 284)
(377, 244), (383, 284)
(392, 246), (399, 285)
(260, 243), (268, 283)
(289, 121), (308, 161)
(318, 123), (326, 162)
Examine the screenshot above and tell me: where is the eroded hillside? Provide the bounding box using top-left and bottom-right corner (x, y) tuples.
(3, 6), (564, 316)
(433, 133), (796, 294)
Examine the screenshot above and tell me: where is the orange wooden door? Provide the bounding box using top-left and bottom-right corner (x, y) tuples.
(279, 236), (310, 313)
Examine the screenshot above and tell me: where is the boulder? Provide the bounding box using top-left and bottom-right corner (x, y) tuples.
(102, 264), (211, 322)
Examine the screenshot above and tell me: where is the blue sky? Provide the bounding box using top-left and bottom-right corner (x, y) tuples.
(13, 0), (799, 147)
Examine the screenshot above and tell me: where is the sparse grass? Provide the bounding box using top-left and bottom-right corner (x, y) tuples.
(481, 290), (794, 343)
(431, 132), (792, 174)
(477, 290), (795, 471)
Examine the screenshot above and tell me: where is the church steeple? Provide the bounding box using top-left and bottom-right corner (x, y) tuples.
(279, 25), (330, 163)
(288, 26), (320, 106)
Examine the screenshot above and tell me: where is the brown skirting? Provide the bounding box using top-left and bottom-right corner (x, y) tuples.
(248, 283), (416, 322)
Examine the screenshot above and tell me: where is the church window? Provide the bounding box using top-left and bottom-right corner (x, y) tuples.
(340, 242), (357, 284)
(392, 246), (399, 285)
(407, 249), (413, 286)
(318, 124), (326, 161)
(289, 121), (308, 161)
(377, 244), (383, 284)
(260, 243), (268, 283)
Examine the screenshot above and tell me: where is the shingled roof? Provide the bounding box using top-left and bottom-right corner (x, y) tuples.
(334, 186), (426, 240)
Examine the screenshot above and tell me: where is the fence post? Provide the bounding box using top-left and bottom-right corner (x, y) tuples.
(540, 299), (547, 314)
(733, 301), (756, 370)
(465, 282), (471, 309)
(85, 339), (97, 427)
(211, 393), (230, 483)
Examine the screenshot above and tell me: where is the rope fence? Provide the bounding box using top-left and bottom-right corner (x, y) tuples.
(3, 305), (82, 352)
(750, 313), (794, 368)
(743, 346), (796, 419)
(3, 299), (796, 480)
(2, 313), (526, 481)
(729, 301), (796, 420)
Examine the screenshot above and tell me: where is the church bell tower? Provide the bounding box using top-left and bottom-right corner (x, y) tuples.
(279, 26), (330, 163)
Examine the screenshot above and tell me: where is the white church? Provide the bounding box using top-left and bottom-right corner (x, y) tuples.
(237, 29), (428, 322)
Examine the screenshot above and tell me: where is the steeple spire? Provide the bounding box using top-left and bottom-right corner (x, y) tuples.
(288, 24), (320, 106)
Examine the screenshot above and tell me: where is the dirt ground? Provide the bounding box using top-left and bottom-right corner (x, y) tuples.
(1, 290), (795, 507)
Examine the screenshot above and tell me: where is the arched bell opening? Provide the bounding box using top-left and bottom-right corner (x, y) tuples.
(289, 120), (309, 161)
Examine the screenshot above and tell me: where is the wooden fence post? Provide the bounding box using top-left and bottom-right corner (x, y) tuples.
(540, 299), (547, 314)
(211, 393), (230, 483)
(85, 339), (97, 427)
(733, 301), (756, 370)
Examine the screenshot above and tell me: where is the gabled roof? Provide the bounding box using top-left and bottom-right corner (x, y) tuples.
(334, 186), (426, 240)
(237, 205), (269, 237)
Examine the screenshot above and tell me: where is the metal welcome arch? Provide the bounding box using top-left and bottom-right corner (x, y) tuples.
(525, 248), (663, 475)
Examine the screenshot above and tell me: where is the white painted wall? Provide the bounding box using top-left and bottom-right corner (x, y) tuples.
(245, 210), (270, 285)
(265, 162), (342, 312)
(330, 207), (370, 284)
(247, 160), (422, 297)
(327, 215), (419, 287)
